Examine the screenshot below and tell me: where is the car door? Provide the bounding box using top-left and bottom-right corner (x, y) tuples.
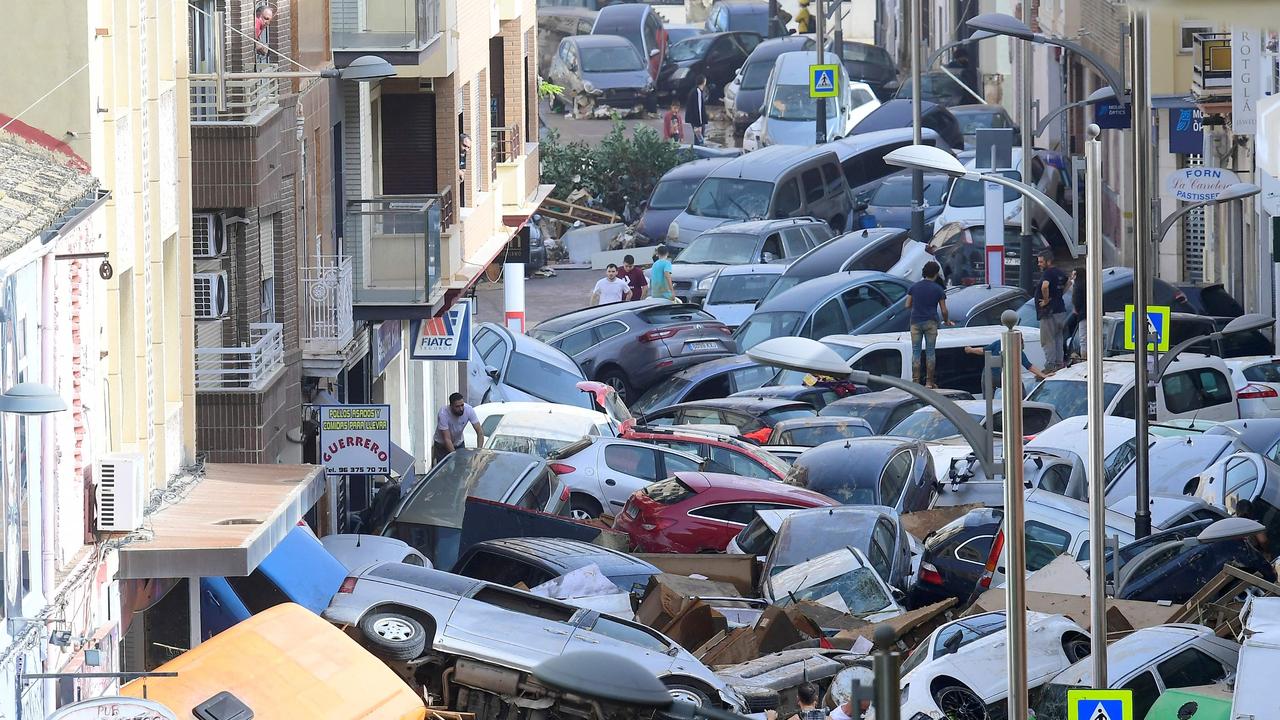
(469, 326), (511, 403)
(444, 585), (579, 660)
(1153, 645), (1230, 693)
(802, 297), (849, 340)
(598, 441), (664, 509)
(878, 449), (912, 510)
(704, 35), (739, 92)
(839, 283), (892, 333)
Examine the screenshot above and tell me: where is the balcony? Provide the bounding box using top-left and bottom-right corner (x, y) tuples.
(331, 0), (442, 66)
(344, 196), (443, 319)
(195, 323), (286, 392)
(301, 256), (355, 356)
(490, 124), (522, 181)
(1192, 32), (1233, 99)
(190, 64), (280, 123)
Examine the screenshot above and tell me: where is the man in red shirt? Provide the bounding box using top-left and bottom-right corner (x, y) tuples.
(620, 254), (648, 300)
(254, 4), (274, 63)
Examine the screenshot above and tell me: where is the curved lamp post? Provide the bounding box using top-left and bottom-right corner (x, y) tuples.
(1154, 313), (1275, 378)
(926, 30), (996, 69)
(1155, 182), (1261, 243)
(1034, 86), (1116, 138)
(966, 12), (1128, 101)
(0, 383), (65, 415)
(883, 144), (1081, 255)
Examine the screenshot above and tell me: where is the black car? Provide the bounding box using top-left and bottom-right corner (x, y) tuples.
(1098, 519), (1214, 582)
(761, 229), (909, 303)
(639, 396), (817, 443)
(764, 416), (875, 447)
(930, 222), (1052, 288)
(1177, 282), (1245, 318)
(895, 70), (974, 107)
(830, 41), (899, 100)
(659, 31), (761, 101)
(783, 437), (936, 511)
(851, 99), (965, 152)
(819, 387), (975, 434)
(636, 157), (731, 244)
(943, 285), (1031, 328)
(452, 537), (662, 594)
(1016, 266), (1195, 327)
(631, 355), (778, 415)
(727, 35), (816, 129)
(703, 0), (787, 38)
(730, 385), (842, 411)
(763, 505), (914, 589)
(1115, 531), (1277, 603)
(733, 271), (914, 352)
(908, 506), (1001, 608)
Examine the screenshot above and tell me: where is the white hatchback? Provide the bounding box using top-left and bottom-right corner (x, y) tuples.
(1224, 355), (1280, 418)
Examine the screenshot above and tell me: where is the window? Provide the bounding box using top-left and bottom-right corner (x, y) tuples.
(848, 236), (905, 273)
(807, 299), (847, 339)
(822, 163), (844, 195)
(840, 285), (889, 328)
(869, 519), (896, 581)
(851, 349), (903, 378)
(1180, 23), (1212, 53)
(802, 168), (825, 203)
(872, 280), (907, 303)
(1223, 457), (1260, 512)
(557, 328), (596, 356)
(687, 374), (732, 401)
(878, 450), (913, 506)
(1024, 521), (1071, 570)
(1243, 361), (1280, 383)
(690, 502), (759, 524)
(1196, 369), (1233, 405)
(225, 570), (291, 614)
(761, 234), (783, 261)
(475, 328), (503, 361)
(1113, 388), (1136, 418)
(473, 586), (575, 621)
(731, 365), (776, 392)
(457, 551), (555, 588)
(1121, 672), (1161, 720)
(604, 444), (659, 478)
(775, 179), (802, 216)
(587, 616), (671, 653)
(780, 228), (811, 257)
(596, 320), (628, 342)
(680, 408), (724, 424)
(710, 446), (773, 479)
(1030, 155), (1046, 184)
(806, 223), (834, 243)
(954, 535), (994, 564)
(1157, 647), (1227, 689)
(661, 450), (702, 475)
(884, 401), (924, 432)
(1162, 369), (1232, 414)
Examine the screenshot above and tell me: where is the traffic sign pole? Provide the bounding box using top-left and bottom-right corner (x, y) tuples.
(815, 0), (826, 144)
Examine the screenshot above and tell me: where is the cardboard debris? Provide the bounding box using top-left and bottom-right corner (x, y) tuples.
(1170, 565), (1280, 637)
(1025, 555), (1092, 594)
(899, 504), (985, 541)
(970, 589), (1182, 637)
(785, 601), (868, 635)
(697, 606), (818, 667)
(633, 554), (759, 595)
(662, 600), (729, 651)
(427, 710), (475, 720)
(636, 573), (741, 629)
(834, 598), (957, 648)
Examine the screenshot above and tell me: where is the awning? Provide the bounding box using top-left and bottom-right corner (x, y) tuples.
(117, 463), (325, 579)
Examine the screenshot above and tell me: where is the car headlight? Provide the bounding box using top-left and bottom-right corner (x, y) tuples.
(667, 222), (679, 241)
(672, 67), (689, 80)
(582, 80), (597, 93)
(697, 276), (715, 291)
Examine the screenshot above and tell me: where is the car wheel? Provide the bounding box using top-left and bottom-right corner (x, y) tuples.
(597, 369), (633, 404)
(1062, 634), (1091, 663)
(569, 494), (603, 521)
(664, 680), (714, 708)
(358, 611), (427, 661)
(933, 683), (988, 720)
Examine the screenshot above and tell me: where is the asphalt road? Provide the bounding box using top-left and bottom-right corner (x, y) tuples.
(472, 268), (601, 328)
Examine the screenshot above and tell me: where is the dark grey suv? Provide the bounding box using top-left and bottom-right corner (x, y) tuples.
(528, 299), (735, 403)
(670, 217), (833, 304)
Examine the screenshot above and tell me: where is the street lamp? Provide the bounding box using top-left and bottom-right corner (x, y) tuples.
(1033, 86), (1116, 138)
(925, 30), (996, 69)
(0, 383), (65, 415)
(1154, 313), (1275, 378)
(883, 144), (1081, 255)
(965, 12), (1128, 101)
(1154, 182), (1262, 243)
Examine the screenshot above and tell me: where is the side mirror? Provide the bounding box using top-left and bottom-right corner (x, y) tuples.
(485, 366), (500, 380)
(941, 631), (963, 656)
(852, 201), (868, 213)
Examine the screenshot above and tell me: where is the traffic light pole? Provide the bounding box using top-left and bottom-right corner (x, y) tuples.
(1131, 9), (1153, 539)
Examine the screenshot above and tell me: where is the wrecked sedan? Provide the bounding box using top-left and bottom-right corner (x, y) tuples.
(548, 35), (654, 118)
(763, 547), (904, 623)
(783, 437), (937, 512)
(762, 505), (913, 591)
(325, 562), (748, 715)
(894, 611), (1090, 720)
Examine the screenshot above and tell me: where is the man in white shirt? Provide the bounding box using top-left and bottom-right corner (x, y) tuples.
(434, 392), (483, 465)
(590, 263), (632, 305)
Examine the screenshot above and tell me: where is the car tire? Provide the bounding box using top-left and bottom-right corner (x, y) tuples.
(358, 611), (427, 661)
(1062, 634), (1091, 663)
(569, 493), (603, 521)
(933, 683), (988, 720)
(664, 680), (714, 708)
(597, 369), (633, 404)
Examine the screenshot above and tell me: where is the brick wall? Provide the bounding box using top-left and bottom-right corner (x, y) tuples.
(190, 108), (284, 209)
(195, 361), (300, 463)
(434, 75), (459, 220)
(476, 69), (490, 192)
(499, 20), (524, 139)
(526, 27), (538, 143)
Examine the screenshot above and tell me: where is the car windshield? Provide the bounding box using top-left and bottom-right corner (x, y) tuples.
(1244, 361), (1280, 382)
(1027, 380), (1122, 419)
(649, 177), (703, 210)
(768, 84), (837, 121)
(688, 178), (774, 219)
(772, 562), (892, 615)
(709, 272), (780, 304)
(1032, 683), (1083, 720)
(581, 44), (645, 72)
(735, 311), (804, 350)
(871, 176), (949, 207)
(741, 59), (775, 90)
(840, 44), (890, 65)
(955, 111), (1008, 135)
(948, 170), (1022, 207)
(488, 434), (576, 457)
(888, 409), (967, 441)
(396, 451), (535, 528)
(676, 233), (759, 264)
(506, 352), (590, 406)
(778, 423), (871, 446)
(667, 36), (712, 61)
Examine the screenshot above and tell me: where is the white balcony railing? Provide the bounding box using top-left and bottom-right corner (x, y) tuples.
(302, 256), (355, 354)
(195, 323), (286, 392)
(189, 64), (281, 122)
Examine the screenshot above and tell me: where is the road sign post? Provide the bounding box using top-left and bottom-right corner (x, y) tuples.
(809, 65), (838, 98)
(1123, 304), (1171, 352)
(1067, 688), (1133, 720)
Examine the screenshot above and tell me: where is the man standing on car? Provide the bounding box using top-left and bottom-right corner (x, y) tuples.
(1037, 251), (1069, 370)
(434, 392), (483, 465)
(620, 254), (648, 299)
(685, 75), (708, 146)
(904, 261), (952, 388)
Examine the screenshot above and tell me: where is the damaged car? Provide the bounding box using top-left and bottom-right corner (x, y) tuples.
(548, 35), (654, 118)
(763, 547), (904, 623)
(762, 505), (914, 591)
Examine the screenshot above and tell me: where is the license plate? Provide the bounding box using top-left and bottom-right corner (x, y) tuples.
(1007, 257), (1021, 266)
(625, 503), (640, 519)
(688, 341), (720, 352)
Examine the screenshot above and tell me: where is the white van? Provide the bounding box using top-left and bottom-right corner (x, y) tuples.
(742, 51), (858, 150)
(1026, 354), (1240, 422)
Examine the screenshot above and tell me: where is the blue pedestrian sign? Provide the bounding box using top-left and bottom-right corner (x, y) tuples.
(1123, 303), (1171, 352)
(1067, 689), (1132, 720)
(809, 64), (839, 98)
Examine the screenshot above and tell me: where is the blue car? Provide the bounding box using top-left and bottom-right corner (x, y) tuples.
(733, 271), (913, 351)
(630, 354), (778, 415)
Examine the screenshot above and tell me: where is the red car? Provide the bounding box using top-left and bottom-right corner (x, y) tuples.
(622, 426), (791, 482)
(613, 471), (838, 553)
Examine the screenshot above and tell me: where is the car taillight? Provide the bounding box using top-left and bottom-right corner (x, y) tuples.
(549, 462), (576, 475)
(1023, 434), (1037, 442)
(918, 561), (944, 586)
(977, 530), (1005, 590)
(338, 577), (358, 594)
(1239, 384), (1278, 399)
(560, 485), (571, 502)
(640, 328), (679, 342)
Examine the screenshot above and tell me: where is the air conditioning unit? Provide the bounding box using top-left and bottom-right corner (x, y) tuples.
(193, 212), (228, 258)
(95, 453), (146, 532)
(194, 272), (230, 319)
(419, 78), (435, 93)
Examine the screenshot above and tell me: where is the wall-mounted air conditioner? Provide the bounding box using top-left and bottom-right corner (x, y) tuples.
(194, 271), (230, 319)
(193, 212), (228, 258)
(95, 453), (146, 532)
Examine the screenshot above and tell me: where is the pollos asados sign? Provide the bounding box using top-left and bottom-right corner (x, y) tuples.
(1164, 167), (1241, 202)
(318, 404), (392, 475)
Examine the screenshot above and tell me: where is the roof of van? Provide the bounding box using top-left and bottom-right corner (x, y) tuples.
(745, 35), (814, 62)
(709, 143), (842, 182)
(772, 50), (822, 77)
(661, 156), (733, 180)
(821, 325), (1042, 350)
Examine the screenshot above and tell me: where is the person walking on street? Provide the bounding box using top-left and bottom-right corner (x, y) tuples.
(650, 244), (676, 300)
(620, 254), (648, 299)
(1037, 251), (1069, 370)
(764, 682), (851, 720)
(434, 393), (483, 465)
(591, 263), (632, 305)
(904, 261), (952, 388)
(662, 98), (685, 142)
(685, 76), (709, 146)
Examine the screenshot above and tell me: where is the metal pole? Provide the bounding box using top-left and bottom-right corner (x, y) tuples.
(815, 0), (827, 144)
(1231, 199), (1246, 305)
(872, 625), (901, 720)
(1000, 311), (1029, 720)
(832, 0), (843, 59)
(1018, 0), (1034, 293)
(909, 0), (924, 246)
(213, 10), (227, 112)
(1131, 9), (1153, 539)
(1084, 122), (1109, 687)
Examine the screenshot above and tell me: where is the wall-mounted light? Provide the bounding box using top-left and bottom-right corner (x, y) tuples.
(55, 251), (112, 280)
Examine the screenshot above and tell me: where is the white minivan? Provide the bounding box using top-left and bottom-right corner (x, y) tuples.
(742, 51), (863, 150)
(1026, 353), (1240, 422)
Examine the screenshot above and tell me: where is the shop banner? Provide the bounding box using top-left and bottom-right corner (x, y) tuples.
(319, 404), (392, 475)
(410, 299), (472, 361)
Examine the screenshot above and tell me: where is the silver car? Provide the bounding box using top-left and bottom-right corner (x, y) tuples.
(324, 562), (747, 713)
(550, 436), (706, 520)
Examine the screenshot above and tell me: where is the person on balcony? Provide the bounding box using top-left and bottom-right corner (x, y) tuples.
(254, 3), (275, 64)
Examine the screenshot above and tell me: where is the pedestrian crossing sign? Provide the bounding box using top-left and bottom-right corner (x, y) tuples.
(1067, 689), (1133, 720)
(1123, 303), (1171, 352)
(809, 64), (839, 98)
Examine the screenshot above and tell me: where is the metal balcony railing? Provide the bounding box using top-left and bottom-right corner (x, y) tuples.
(1192, 32), (1233, 99)
(344, 197), (442, 307)
(432, 185), (455, 228)
(190, 63), (280, 122)
(331, 0), (441, 51)
(490, 124), (522, 180)
(301, 256), (355, 354)
(195, 323), (286, 392)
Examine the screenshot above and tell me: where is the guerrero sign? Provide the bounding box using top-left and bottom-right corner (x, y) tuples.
(410, 299), (472, 361)
(319, 405), (392, 475)
(1165, 167), (1241, 202)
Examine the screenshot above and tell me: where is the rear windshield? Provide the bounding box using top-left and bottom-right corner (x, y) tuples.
(948, 170), (1022, 207)
(396, 451), (536, 527)
(734, 516), (778, 555)
(1244, 361), (1280, 383)
(506, 352), (589, 406)
(765, 407), (818, 423)
(636, 305), (717, 324)
(1027, 380), (1122, 419)
(642, 476), (697, 505)
(741, 58), (775, 90)
(709, 272), (780, 304)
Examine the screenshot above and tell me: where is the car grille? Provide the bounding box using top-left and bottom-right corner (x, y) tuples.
(673, 281), (693, 293)
(600, 90), (644, 107)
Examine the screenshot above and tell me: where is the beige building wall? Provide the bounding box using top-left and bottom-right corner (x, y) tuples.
(0, 1), (92, 161)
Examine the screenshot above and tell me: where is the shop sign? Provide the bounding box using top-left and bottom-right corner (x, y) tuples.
(318, 404), (392, 475)
(47, 697), (178, 720)
(410, 299), (472, 361)
(1165, 167), (1241, 202)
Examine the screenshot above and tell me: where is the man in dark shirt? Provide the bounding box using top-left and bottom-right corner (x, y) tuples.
(685, 75), (708, 146)
(620, 254), (648, 300)
(904, 261), (951, 387)
(1038, 251), (1069, 370)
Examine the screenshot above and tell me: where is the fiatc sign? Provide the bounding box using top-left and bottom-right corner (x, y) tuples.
(319, 405), (392, 475)
(411, 299), (472, 361)
(1165, 167), (1241, 202)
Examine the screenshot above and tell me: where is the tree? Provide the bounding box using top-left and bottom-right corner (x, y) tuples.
(540, 121), (692, 218)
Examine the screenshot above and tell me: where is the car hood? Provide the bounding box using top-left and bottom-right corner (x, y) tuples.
(636, 208), (683, 243)
(668, 213), (733, 247)
(581, 69), (652, 90)
(734, 87), (767, 115)
(705, 302), (757, 328)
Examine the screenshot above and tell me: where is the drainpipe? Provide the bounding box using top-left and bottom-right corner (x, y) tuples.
(39, 252), (56, 706)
